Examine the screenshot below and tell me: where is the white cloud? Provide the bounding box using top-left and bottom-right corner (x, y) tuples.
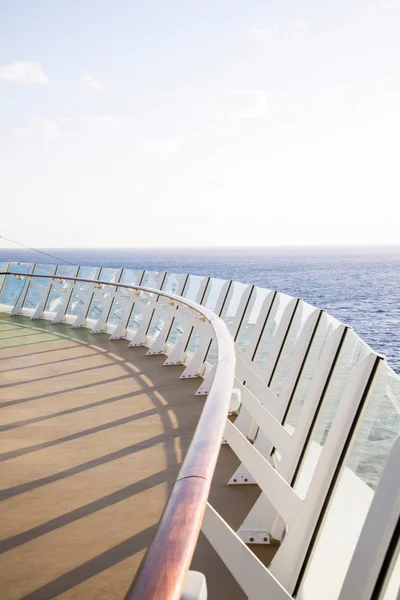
(247, 24), (282, 39)
(56, 116), (73, 124)
(0, 61), (48, 84)
(30, 117), (59, 137)
(207, 91), (269, 119)
(12, 126), (35, 138)
(91, 115), (119, 126)
(142, 137), (180, 157)
(292, 20), (310, 31)
(81, 75), (105, 91)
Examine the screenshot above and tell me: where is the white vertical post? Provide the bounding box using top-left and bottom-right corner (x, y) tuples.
(164, 277), (210, 366)
(337, 435), (400, 600)
(269, 353), (381, 593)
(72, 267), (101, 328)
(31, 265), (58, 319)
(91, 269), (123, 333)
(147, 275), (189, 355)
(179, 280), (231, 378)
(52, 266), (80, 323)
(109, 270), (145, 339)
(0, 262), (10, 295)
(236, 324), (348, 540)
(129, 272), (167, 346)
(245, 290), (277, 360)
(10, 264), (35, 315)
(224, 283), (253, 339)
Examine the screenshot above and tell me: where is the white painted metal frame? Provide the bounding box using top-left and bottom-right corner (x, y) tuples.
(0, 264), (398, 600)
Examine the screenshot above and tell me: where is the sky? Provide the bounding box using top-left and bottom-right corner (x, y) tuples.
(0, 0), (399, 248)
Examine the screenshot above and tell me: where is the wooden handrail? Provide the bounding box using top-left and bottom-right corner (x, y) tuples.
(0, 272), (236, 600)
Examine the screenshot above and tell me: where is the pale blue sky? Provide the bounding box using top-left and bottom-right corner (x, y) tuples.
(0, 0), (399, 247)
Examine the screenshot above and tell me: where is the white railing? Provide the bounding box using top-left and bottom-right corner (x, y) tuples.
(0, 261), (399, 600)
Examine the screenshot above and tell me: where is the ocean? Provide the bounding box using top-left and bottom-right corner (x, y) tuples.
(0, 245), (399, 373)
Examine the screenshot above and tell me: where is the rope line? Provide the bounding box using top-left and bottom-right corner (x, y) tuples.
(0, 235), (75, 266)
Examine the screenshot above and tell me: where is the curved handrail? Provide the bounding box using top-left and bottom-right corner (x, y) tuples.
(0, 272), (236, 600)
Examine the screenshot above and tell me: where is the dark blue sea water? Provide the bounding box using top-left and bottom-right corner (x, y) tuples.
(0, 246), (399, 373)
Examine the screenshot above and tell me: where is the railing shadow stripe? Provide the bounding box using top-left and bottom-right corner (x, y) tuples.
(19, 525), (157, 600)
(0, 407), (164, 462)
(0, 430), (181, 502)
(0, 389), (146, 432)
(0, 471), (168, 555)
(0, 374), (133, 409)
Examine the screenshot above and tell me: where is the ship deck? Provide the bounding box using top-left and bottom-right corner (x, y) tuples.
(0, 314), (274, 600)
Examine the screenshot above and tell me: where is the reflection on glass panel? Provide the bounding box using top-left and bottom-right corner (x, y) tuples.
(206, 339), (217, 366)
(24, 264), (55, 309)
(252, 292), (292, 371)
(220, 281), (248, 334)
(147, 303), (166, 339)
(379, 535), (400, 600)
(121, 269), (142, 286)
(186, 330), (202, 355)
(0, 263), (32, 306)
(66, 267), (97, 316)
(108, 270), (143, 324)
(202, 277), (227, 311)
(295, 330), (370, 498)
(163, 272), (186, 294)
(298, 361), (400, 600)
(235, 286), (272, 354)
(45, 265), (77, 312)
(269, 301), (317, 396)
(186, 276), (223, 353)
(167, 275), (206, 346)
(127, 291), (157, 332)
(284, 313), (341, 429)
(167, 315), (185, 345)
(182, 275), (205, 301)
(100, 268), (119, 282)
(142, 271), (162, 289)
(87, 268), (118, 320)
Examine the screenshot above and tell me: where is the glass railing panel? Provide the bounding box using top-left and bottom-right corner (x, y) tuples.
(142, 271), (163, 289)
(146, 298), (168, 340)
(205, 339), (218, 366)
(235, 286), (272, 355)
(201, 277), (227, 312)
(252, 292), (293, 371)
(162, 272), (186, 294)
(24, 263), (55, 310)
(100, 268), (119, 282)
(297, 360), (400, 600)
(0, 263), (32, 306)
(86, 268), (119, 321)
(284, 313), (341, 430)
(220, 281), (248, 334)
(182, 274), (206, 302)
(107, 270), (143, 325)
(45, 265), (78, 312)
(165, 275), (205, 346)
(269, 301), (317, 396)
(127, 290), (158, 333)
(294, 330), (371, 498)
(120, 269), (143, 286)
(184, 277), (227, 355)
(66, 267), (98, 317)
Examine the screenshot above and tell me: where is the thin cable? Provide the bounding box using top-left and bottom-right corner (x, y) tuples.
(0, 235), (75, 266)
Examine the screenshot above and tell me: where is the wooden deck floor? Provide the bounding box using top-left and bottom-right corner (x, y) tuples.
(0, 315), (272, 600)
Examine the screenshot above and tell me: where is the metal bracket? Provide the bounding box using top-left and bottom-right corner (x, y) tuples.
(228, 469), (257, 485)
(237, 530), (271, 545)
